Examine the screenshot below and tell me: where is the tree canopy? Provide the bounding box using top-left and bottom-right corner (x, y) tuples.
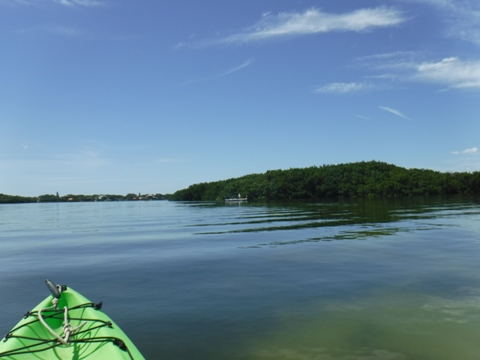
(0, 193), (37, 204)
(170, 161), (480, 201)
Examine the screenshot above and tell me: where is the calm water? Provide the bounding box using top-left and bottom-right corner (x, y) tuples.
(1, 196), (480, 359)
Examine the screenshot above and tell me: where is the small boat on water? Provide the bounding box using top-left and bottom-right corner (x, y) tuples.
(225, 194), (248, 202)
(0, 280), (145, 359)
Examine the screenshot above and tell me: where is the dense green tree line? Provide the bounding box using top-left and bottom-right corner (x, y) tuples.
(170, 161), (480, 201)
(0, 194), (37, 203)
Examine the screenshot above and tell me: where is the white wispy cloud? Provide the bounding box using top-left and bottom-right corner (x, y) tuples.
(379, 106), (411, 120)
(219, 58), (255, 77)
(195, 6), (406, 47)
(178, 59), (254, 86)
(16, 24), (86, 38)
(452, 147), (478, 155)
(1, 0), (104, 6)
(355, 114), (370, 120)
(415, 57), (480, 89)
(358, 51), (419, 71)
(314, 82), (371, 94)
(0, 0), (33, 5)
(410, 0), (480, 46)
(355, 52), (480, 91)
(48, 25), (83, 37)
(55, 0), (104, 6)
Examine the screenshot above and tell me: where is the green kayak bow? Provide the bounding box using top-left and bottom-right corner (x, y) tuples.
(0, 280), (145, 359)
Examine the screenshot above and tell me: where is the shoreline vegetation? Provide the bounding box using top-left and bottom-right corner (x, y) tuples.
(170, 161), (480, 201)
(0, 193), (168, 204)
(2, 161), (480, 204)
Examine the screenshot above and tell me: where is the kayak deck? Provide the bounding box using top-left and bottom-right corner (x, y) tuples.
(0, 284), (145, 359)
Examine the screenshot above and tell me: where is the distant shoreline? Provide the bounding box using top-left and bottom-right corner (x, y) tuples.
(0, 193), (169, 204)
(3, 161), (480, 204)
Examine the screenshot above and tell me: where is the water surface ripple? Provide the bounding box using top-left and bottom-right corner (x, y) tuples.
(1, 195), (480, 359)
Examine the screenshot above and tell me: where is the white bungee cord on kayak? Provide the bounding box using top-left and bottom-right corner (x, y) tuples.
(0, 280), (144, 359)
(39, 279), (87, 345)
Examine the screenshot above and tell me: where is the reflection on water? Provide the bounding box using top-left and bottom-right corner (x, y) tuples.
(195, 196), (480, 248)
(1, 195), (480, 359)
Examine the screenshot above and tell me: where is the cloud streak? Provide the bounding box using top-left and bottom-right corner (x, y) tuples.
(416, 57), (480, 89)
(379, 106), (411, 120)
(412, 0), (480, 46)
(195, 6), (406, 47)
(1, 0), (105, 6)
(0, 0), (36, 5)
(354, 52), (480, 91)
(55, 0), (104, 6)
(314, 82), (371, 94)
(452, 147), (478, 155)
(219, 58), (254, 77)
(355, 114), (370, 120)
(178, 59), (254, 86)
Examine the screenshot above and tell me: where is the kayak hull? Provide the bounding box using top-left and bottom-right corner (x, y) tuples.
(0, 286), (145, 359)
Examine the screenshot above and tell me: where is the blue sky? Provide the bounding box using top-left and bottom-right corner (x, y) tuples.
(1, 0), (480, 196)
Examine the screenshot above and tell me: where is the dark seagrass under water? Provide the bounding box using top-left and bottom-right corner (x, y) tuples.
(1, 196), (480, 359)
